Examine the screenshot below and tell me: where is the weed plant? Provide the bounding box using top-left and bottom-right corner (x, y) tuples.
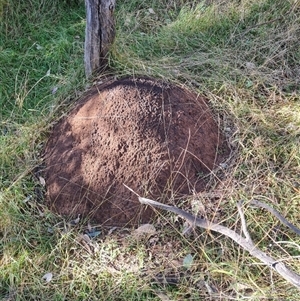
(1, 0), (300, 300)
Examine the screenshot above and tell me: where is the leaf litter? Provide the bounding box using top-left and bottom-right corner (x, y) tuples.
(42, 272), (53, 283)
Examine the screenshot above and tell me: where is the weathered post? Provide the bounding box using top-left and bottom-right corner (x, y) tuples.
(84, 0), (116, 77)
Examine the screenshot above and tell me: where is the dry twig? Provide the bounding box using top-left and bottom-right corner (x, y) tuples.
(124, 185), (300, 289)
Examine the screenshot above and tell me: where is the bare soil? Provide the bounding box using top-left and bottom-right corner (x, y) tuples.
(44, 77), (229, 226)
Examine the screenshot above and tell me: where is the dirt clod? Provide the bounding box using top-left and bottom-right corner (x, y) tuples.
(44, 77), (229, 226)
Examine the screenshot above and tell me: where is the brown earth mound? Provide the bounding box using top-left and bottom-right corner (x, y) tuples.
(44, 77), (229, 226)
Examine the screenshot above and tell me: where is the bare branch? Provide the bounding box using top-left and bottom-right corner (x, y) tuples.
(237, 200), (253, 244)
(136, 195), (300, 289)
(249, 199), (300, 236)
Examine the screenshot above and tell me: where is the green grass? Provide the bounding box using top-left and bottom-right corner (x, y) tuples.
(1, 0), (300, 300)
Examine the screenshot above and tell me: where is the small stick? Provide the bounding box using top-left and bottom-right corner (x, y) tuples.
(237, 200), (253, 244)
(124, 185), (300, 289)
(249, 199), (300, 236)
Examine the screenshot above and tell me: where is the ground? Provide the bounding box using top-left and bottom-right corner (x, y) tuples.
(44, 77), (229, 226)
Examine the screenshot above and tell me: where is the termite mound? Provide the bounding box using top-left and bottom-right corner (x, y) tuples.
(44, 77), (230, 226)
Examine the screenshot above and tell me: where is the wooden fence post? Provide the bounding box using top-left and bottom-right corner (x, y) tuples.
(84, 0), (116, 77)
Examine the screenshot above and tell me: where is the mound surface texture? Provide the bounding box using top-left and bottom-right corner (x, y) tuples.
(44, 77), (229, 226)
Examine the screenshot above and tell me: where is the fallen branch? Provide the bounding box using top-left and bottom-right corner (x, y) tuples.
(249, 199), (300, 236)
(124, 185), (300, 289)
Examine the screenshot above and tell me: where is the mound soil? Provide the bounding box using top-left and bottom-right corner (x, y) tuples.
(44, 77), (229, 226)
